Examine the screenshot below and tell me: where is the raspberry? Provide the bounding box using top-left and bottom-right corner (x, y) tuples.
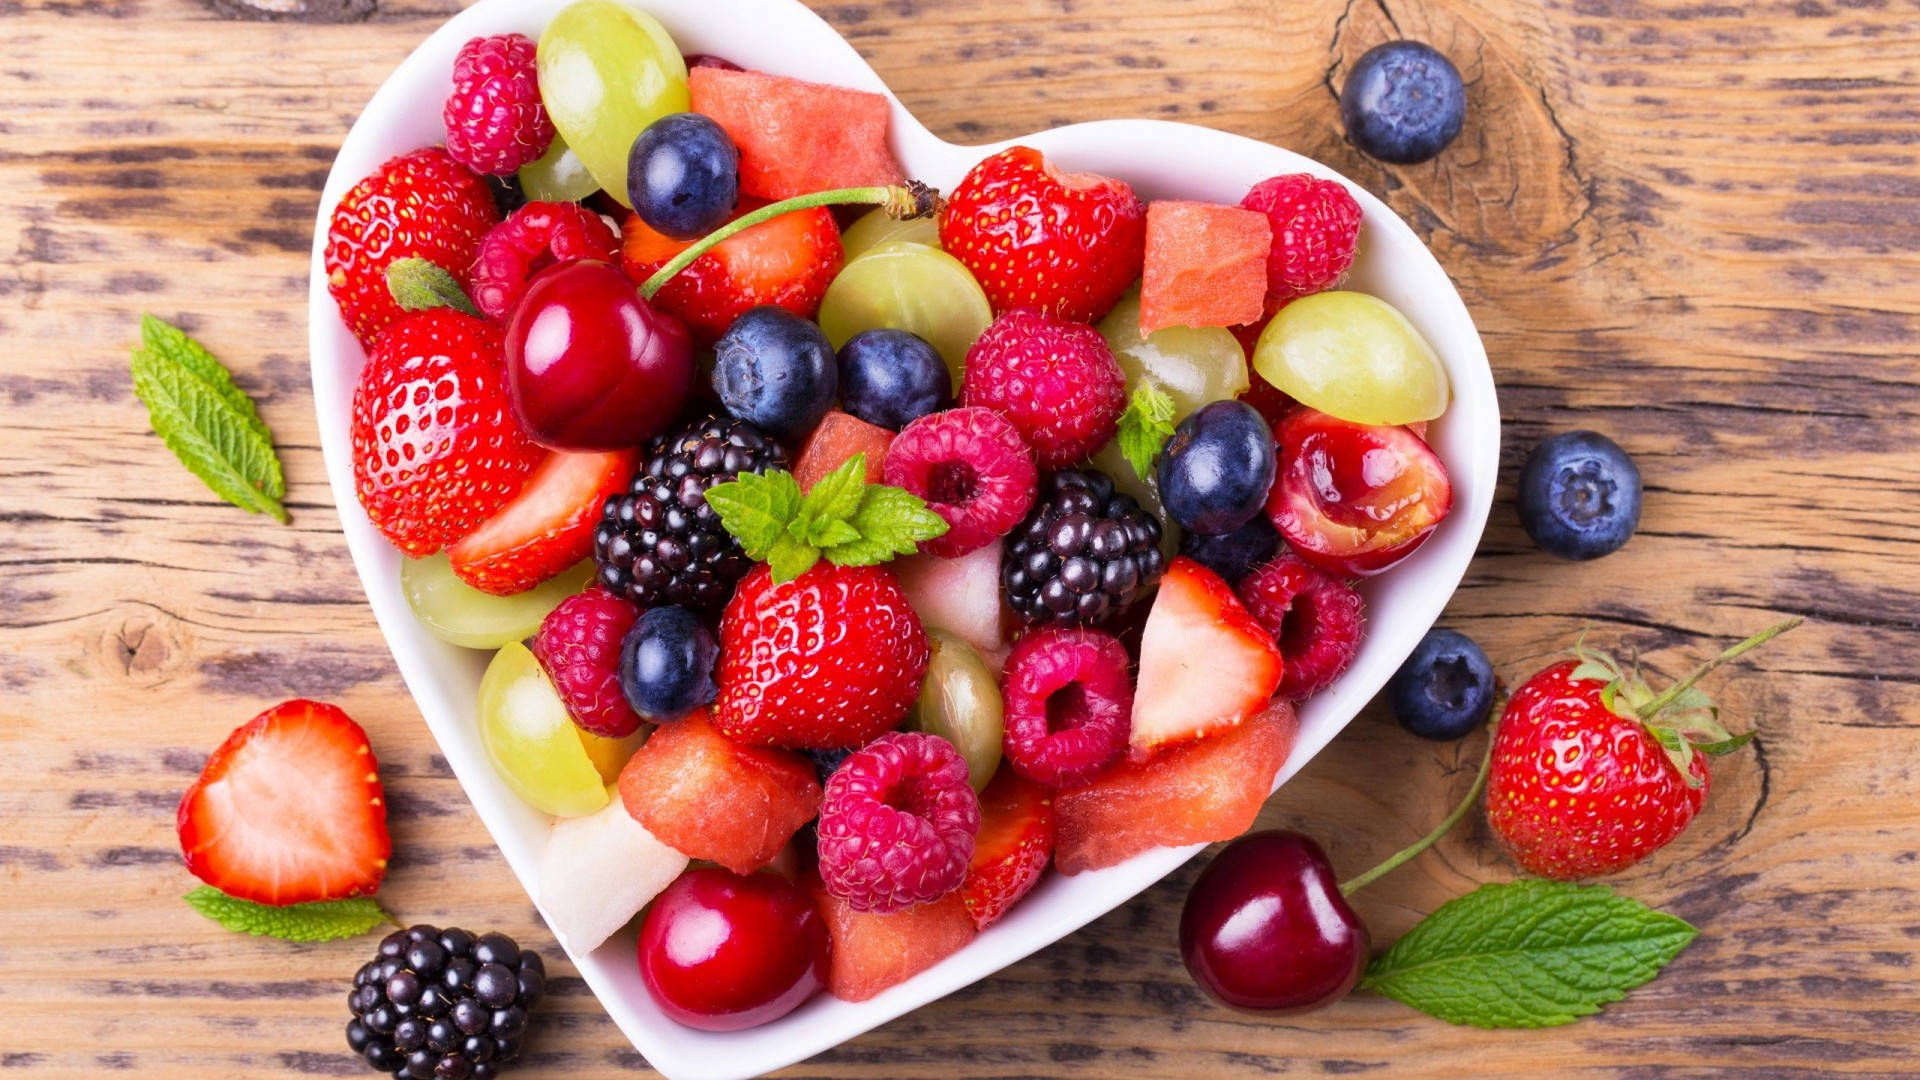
(469, 201), (620, 320)
(883, 407), (1038, 558)
(816, 732), (981, 913)
(1236, 554), (1365, 699)
(1000, 627), (1133, 788)
(443, 34), (555, 176)
(959, 310), (1126, 470)
(530, 586), (644, 737)
(1239, 174), (1362, 305)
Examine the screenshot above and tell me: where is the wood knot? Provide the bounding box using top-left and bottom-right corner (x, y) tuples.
(102, 609), (188, 686)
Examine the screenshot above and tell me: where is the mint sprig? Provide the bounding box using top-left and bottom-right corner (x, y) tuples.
(1115, 381), (1177, 481)
(386, 257), (481, 318)
(131, 315), (288, 522)
(184, 887), (393, 943)
(1360, 880), (1697, 1028)
(704, 455), (947, 582)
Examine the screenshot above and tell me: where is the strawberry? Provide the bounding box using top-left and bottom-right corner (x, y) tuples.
(1129, 557), (1284, 760)
(449, 449), (636, 595)
(618, 201), (842, 343)
(325, 147), (500, 347)
(960, 769), (1054, 928)
(713, 563), (930, 750)
(939, 145), (1146, 323)
(1486, 621), (1800, 880)
(351, 309), (542, 556)
(176, 700), (390, 906)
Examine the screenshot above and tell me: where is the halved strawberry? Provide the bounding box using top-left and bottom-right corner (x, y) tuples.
(1129, 557), (1283, 759)
(177, 700), (390, 906)
(449, 449), (636, 596)
(959, 768), (1054, 929)
(619, 201), (843, 343)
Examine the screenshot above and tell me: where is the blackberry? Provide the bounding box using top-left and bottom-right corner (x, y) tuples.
(803, 746), (857, 785)
(346, 925), (545, 1080)
(594, 415), (787, 611)
(1003, 468), (1167, 628)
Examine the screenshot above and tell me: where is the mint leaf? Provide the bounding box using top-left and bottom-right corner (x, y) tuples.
(706, 470), (803, 560)
(1360, 880), (1697, 1028)
(141, 315), (274, 469)
(131, 345), (289, 523)
(386, 257), (480, 318)
(806, 453), (869, 523)
(766, 532), (820, 583)
(826, 485), (948, 566)
(184, 887), (391, 943)
(1115, 381), (1177, 481)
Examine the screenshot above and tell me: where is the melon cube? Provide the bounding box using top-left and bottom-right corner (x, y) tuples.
(1139, 201), (1272, 335)
(808, 873), (977, 1002)
(1055, 700), (1297, 874)
(892, 538), (1009, 665)
(794, 410), (893, 493)
(536, 796), (689, 954)
(617, 712), (821, 875)
(689, 67), (905, 201)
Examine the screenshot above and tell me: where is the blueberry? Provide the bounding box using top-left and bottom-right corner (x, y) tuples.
(1387, 628), (1495, 741)
(712, 307), (838, 438)
(1516, 430), (1641, 560)
(627, 112), (740, 240)
(1340, 41), (1466, 165)
(620, 605), (718, 721)
(1178, 514), (1280, 585)
(1156, 400), (1277, 536)
(837, 328), (953, 430)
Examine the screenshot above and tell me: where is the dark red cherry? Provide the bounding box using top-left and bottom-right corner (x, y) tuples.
(638, 867), (827, 1031)
(1264, 407), (1452, 577)
(1179, 830), (1370, 1013)
(504, 259), (693, 451)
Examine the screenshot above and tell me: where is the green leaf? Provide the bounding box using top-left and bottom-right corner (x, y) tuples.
(131, 347), (289, 522)
(766, 532), (821, 583)
(806, 454), (870, 524)
(184, 887), (392, 943)
(826, 485), (947, 567)
(141, 315), (274, 465)
(1695, 730), (1755, 756)
(1114, 382), (1177, 481)
(1360, 880), (1697, 1028)
(385, 257), (480, 318)
(706, 470), (803, 560)
(1568, 660), (1617, 685)
(807, 517), (862, 549)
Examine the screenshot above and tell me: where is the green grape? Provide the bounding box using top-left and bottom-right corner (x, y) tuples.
(841, 207), (939, 261)
(1253, 291), (1449, 425)
(1097, 287), (1249, 421)
(477, 642), (643, 817)
(1091, 441), (1179, 558)
(536, 0), (690, 208)
(518, 132), (600, 203)
(817, 240), (992, 390)
(403, 555), (593, 650)
(908, 629), (1003, 792)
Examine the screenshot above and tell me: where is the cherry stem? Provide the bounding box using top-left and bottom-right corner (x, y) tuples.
(1339, 721), (1497, 898)
(1638, 617), (1803, 722)
(638, 181), (940, 300)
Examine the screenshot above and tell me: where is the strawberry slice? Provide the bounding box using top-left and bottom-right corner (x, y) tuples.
(176, 700), (390, 906)
(619, 201), (842, 344)
(1129, 557), (1284, 759)
(959, 769), (1054, 929)
(449, 449), (636, 596)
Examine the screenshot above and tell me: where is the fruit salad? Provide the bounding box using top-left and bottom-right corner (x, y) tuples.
(328, 0), (1455, 1034)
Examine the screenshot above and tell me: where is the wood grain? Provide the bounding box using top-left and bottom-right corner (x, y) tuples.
(3, 0), (1918, 1076)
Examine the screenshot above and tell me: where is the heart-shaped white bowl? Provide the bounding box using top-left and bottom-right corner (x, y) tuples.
(308, 2), (1498, 1075)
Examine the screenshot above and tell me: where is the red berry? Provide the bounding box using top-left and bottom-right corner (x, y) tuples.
(448, 449), (636, 596)
(1237, 554), (1365, 700)
(1265, 409), (1451, 577)
(530, 586), (645, 738)
(883, 407), (1037, 558)
(619, 201), (842, 344)
(960, 310), (1127, 470)
(443, 33), (555, 176)
(1000, 627), (1133, 788)
(940, 145), (1145, 322)
(469, 201), (620, 320)
(713, 563), (930, 750)
(325, 148), (499, 347)
(817, 732), (981, 913)
(349, 310), (541, 556)
(638, 867), (828, 1031)
(1239, 174), (1362, 306)
(959, 769), (1054, 929)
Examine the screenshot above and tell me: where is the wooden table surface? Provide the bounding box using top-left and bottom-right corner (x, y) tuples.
(5, 0), (1919, 1076)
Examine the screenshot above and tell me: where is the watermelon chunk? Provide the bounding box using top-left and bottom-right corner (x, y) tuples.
(1139, 201), (1272, 335)
(617, 712), (821, 874)
(689, 67), (905, 201)
(808, 872), (977, 1002)
(1054, 700), (1297, 874)
(794, 410), (893, 493)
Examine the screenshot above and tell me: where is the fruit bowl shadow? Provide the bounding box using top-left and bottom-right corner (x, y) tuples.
(307, 1), (1499, 1076)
